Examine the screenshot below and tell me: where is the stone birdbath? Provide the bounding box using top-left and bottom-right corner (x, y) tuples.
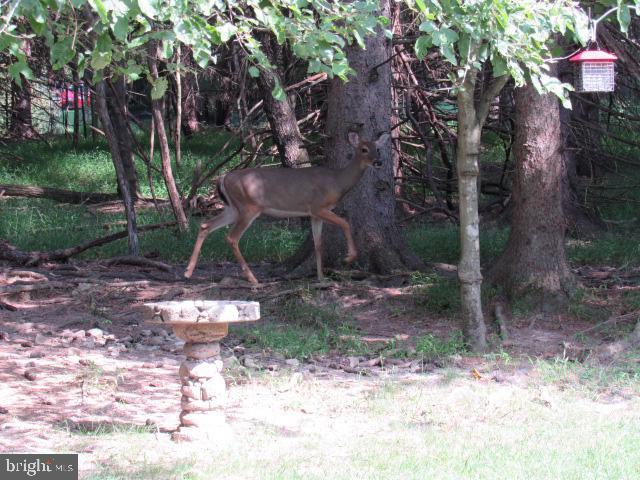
(142, 300), (260, 442)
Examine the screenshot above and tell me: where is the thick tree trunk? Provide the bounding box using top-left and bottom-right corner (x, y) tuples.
(95, 80), (139, 256)
(148, 41), (189, 232)
(488, 74), (575, 311)
(256, 34), (309, 168)
(456, 72), (486, 352)
(289, 0), (422, 275)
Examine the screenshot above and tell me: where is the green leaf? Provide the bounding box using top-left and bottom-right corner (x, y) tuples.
(8, 58), (33, 84)
(51, 37), (76, 69)
(138, 0), (160, 18)
(617, 4), (631, 34)
(248, 66), (260, 78)
(217, 23), (237, 42)
(491, 55), (508, 77)
(88, 0), (108, 23)
(414, 36), (432, 60)
(113, 15), (130, 42)
(271, 80), (286, 102)
(150, 76), (168, 100)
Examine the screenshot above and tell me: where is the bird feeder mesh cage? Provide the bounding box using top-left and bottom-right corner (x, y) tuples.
(574, 61), (615, 92)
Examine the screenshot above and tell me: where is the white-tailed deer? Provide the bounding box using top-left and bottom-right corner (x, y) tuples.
(184, 131), (390, 284)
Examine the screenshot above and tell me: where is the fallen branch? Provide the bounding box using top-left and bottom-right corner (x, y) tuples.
(103, 255), (174, 273)
(0, 184), (121, 204)
(0, 281), (70, 296)
(0, 221), (178, 266)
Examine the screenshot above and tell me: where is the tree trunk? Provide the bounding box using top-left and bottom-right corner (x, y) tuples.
(180, 46), (200, 136)
(9, 40), (37, 139)
(256, 34), (309, 168)
(95, 80), (139, 256)
(106, 77), (140, 198)
(288, 0), (422, 275)
(456, 71), (486, 352)
(148, 40), (188, 232)
(488, 71), (575, 311)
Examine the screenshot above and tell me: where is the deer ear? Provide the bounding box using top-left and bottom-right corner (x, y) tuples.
(375, 132), (390, 148)
(348, 132), (360, 148)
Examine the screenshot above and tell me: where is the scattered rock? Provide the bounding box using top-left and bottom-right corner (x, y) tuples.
(140, 329), (153, 337)
(146, 336), (165, 346)
(0, 332), (10, 342)
(222, 356), (240, 369)
(86, 328), (105, 338)
(364, 358), (381, 367)
(243, 356), (259, 369)
(24, 370), (37, 381)
(0, 407), (8, 414)
(20, 341), (33, 348)
(28, 351), (44, 359)
(179, 360), (223, 379)
(285, 358), (300, 368)
(347, 356), (360, 369)
(141, 363), (156, 369)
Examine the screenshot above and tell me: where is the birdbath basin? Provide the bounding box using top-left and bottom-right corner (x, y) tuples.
(142, 300), (260, 442)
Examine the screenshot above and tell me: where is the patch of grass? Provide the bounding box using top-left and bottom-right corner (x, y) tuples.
(413, 275), (460, 317)
(568, 234), (640, 267)
(233, 293), (381, 359)
(534, 353), (640, 395)
(415, 331), (466, 361)
(406, 224), (509, 266)
(568, 288), (612, 324)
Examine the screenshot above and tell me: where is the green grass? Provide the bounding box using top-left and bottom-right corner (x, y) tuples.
(75, 370), (640, 480)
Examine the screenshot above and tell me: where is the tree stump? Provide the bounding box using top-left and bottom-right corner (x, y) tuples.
(142, 300), (260, 442)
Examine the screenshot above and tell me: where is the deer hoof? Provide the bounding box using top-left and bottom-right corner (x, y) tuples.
(184, 269), (193, 279)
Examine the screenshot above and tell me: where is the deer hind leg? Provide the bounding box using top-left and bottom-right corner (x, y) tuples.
(184, 207), (237, 278)
(224, 208), (261, 284)
(313, 209), (357, 264)
(311, 218), (324, 280)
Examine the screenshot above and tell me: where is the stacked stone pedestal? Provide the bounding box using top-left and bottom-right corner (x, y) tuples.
(142, 301), (260, 442)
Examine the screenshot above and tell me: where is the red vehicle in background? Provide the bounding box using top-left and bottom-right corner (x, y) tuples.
(56, 82), (90, 110)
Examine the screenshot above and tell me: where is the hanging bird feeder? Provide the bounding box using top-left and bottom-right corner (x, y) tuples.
(569, 49), (618, 92)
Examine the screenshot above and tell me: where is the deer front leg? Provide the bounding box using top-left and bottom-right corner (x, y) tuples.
(184, 208), (237, 278)
(313, 209), (357, 264)
(311, 218), (324, 280)
(225, 209), (260, 284)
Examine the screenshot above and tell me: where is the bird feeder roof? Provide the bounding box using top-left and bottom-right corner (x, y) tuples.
(569, 50), (618, 62)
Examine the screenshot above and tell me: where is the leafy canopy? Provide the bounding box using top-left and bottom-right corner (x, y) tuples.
(1, 0), (383, 91)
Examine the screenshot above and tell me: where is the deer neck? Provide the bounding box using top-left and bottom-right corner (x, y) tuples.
(334, 156), (367, 196)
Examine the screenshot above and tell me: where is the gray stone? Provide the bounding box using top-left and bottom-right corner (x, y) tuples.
(347, 356), (360, 369)
(180, 385), (203, 400)
(200, 376), (226, 400)
(183, 342), (221, 360)
(34, 333), (47, 345)
(179, 360), (223, 379)
(180, 397), (224, 412)
(179, 411), (226, 428)
(285, 358), (300, 368)
(243, 356), (259, 369)
(143, 300), (260, 325)
(86, 328), (105, 338)
(147, 336), (165, 346)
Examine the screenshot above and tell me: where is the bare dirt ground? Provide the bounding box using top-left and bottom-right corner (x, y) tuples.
(1, 260), (638, 476)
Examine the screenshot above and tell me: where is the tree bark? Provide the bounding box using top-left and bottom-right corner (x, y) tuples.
(488, 72), (575, 311)
(9, 39), (38, 140)
(106, 77), (140, 198)
(456, 70), (487, 352)
(256, 34), (309, 168)
(179, 46), (200, 136)
(95, 80), (139, 256)
(288, 0), (422, 275)
(148, 40), (189, 232)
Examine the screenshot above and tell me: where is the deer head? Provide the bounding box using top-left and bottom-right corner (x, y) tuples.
(348, 131), (390, 169)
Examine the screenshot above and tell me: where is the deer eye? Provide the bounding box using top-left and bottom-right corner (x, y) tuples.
(361, 147), (368, 153)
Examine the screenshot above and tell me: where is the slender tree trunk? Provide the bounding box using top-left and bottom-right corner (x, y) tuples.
(107, 77), (140, 198)
(256, 34), (309, 168)
(95, 80), (139, 256)
(488, 71), (575, 311)
(288, 0), (422, 275)
(72, 66), (80, 148)
(180, 46), (200, 136)
(456, 71), (486, 352)
(9, 39), (38, 139)
(148, 40), (188, 232)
